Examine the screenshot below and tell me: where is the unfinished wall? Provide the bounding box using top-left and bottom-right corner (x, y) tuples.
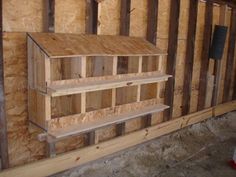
(2, 0), (235, 167)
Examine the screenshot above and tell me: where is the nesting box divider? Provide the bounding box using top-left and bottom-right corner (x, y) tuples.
(112, 56), (118, 107)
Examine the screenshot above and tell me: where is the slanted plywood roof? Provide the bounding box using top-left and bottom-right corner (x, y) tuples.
(28, 33), (166, 58)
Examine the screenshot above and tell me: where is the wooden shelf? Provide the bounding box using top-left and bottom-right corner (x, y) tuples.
(48, 73), (171, 97)
(48, 104), (169, 139)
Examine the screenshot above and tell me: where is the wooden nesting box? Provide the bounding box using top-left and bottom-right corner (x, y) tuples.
(27, 33), (171, 142)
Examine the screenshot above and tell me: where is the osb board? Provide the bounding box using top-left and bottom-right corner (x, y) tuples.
(2, 0), (234, 168)
(157, 0), (171, 39)
(129, 0), (147, 37)
(54, 0), (86, 33)
(3, 33), (45, 167)
(48, 99), (159, 130)
(97, 0), (120, 35)
(3, 0), (44, 32)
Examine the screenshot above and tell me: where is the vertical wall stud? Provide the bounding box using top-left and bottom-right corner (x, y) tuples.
(223, 8), (236, 102)
(0, 0), (9, 169)
(164, 0), (180, 120)
(116, 0), (131, 136)
(182, 0), (199, 115)
(212, 5), (228, 106)
(85, 0), (98, 34)
(44, 0), (55, 32)
(197, 1), (213, 111)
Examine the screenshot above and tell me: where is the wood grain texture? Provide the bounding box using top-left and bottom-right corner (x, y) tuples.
(197, 1), (213, 111)
(85, 0), (98, 34)
(43, 0), (55, 32)
(49, 104), (169, 139)
(211, 5), (227, 106)
(48, 73), (170, 97)
(164, 0), (180, 120)
(120, 0), (131, 36)
(223, 8), (236, 102)
(28, 33), (166, 58)
(146, 0), (158, 45)
(182, 0), (198, 115)
(0, 0), (9, 169)
(1, 100), (236, 177)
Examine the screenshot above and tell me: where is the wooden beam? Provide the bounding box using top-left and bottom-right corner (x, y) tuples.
(0, 100), (235, 177)
(223, 8), (236, 102)
(85, 1), (98, 142)
(0, 0), (9, 170)
(211, 5), (228, 106)
(143, 0), (159, 127)
(43, 0), (55, 32)
(85, 0), (98, 34)
(120, 0), (131, 36)
(146, 0), (158, 45)
(182, 0), (199, 115)
(117, 0), (131, 135)
(197, 1), (213, 111)
(164, 0), (180, 120)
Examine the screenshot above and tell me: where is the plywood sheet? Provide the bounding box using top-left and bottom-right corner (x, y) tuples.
(97, 0), (120, 35)
(55, 0), (86, 33)
(28, 33), (166, 58)
(130, 0), (147, 37)
(3, 0), (43, 32)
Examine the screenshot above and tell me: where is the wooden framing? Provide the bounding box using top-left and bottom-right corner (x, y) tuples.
(85, 0), (98, 34)
(164, 0), (180, 120)
(0, 0), (9, 169)
(43, 0), (55, 32)
(211, 5), (228, 106)
(117, 0), (131, 136)
(27, 33), (170, 157)
(182, 0), (199, 115)
(223, 8), (236, 102)
(146, 0), (158, 45)
(197, 1), (213, 110)
(0, 100), (235, 177)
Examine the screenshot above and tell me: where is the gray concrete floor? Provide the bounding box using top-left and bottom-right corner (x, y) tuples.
(53, 112), (236, 177)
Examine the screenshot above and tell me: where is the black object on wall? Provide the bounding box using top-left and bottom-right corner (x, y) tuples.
(210, 25), (228, 60)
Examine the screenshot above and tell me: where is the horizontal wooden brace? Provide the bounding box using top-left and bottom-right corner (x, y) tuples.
(0, 100), (236, 177)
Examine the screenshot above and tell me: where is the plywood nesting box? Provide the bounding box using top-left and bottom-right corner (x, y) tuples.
(27, 33), (171, 142)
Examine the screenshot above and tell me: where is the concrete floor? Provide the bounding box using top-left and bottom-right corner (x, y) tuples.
(53, 111), (236, 177)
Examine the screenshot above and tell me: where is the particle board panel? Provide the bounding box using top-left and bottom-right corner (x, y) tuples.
(157, 0), (171, 39)
(2, 0), (44, 32)
(129, 0), (147, 37)
(48, 98), (160, 130)
(54, 0), (86, 34)
(49, 104), (169, 139)
(97, 0), (120, 35)
(28, 33), (166, 58)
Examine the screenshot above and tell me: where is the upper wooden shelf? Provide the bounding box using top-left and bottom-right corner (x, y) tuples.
(27, 33), (167, 58)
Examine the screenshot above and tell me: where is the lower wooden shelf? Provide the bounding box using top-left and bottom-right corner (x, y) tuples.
(48, 104), (169, 139)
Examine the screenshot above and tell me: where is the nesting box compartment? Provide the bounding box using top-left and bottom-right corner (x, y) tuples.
(27, 32), (171, 141)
